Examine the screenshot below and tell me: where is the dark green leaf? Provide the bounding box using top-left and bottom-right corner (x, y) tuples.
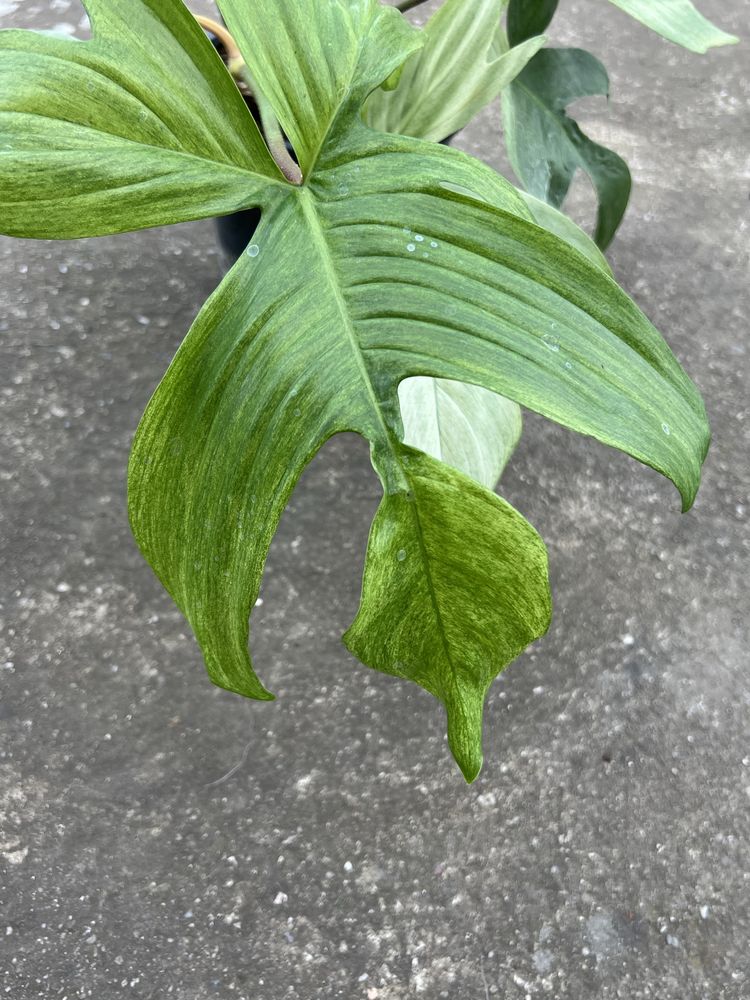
(503, 47), (632, 249)
(507, 0), (559, 45)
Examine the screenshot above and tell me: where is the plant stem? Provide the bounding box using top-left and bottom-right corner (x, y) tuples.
(193, 15), (242, 64)
(238, 66), (303, 185)
(193, 14), (302, 185)
(395, 0), (431, 12)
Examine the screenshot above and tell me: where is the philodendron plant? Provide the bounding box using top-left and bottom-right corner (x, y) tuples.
(0, 0), (735, 780)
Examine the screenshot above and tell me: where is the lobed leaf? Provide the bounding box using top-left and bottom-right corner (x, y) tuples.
(1, 0), (711, 779)
(0, 0), (282, 238)
(503, 47), (632, 249)
(129, 120), (708, 778)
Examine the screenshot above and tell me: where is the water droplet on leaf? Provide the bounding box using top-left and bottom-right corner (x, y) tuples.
(406, 244), (416, 252)
(247, 244), (260, 258)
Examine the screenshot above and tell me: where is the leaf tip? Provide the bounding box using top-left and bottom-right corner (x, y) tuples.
(207, 661), (276, 702)
(695, 32), (740, 54)
(445, 689), (485, 784)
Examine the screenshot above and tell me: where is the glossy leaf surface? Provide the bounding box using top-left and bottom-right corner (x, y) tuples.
(0, 0), (710, 779)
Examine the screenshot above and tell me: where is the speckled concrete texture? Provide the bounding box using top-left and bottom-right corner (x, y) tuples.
(1, 1), (748, 998)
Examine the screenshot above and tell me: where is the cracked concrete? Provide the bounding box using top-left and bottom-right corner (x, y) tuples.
(1, 1), (748, 998)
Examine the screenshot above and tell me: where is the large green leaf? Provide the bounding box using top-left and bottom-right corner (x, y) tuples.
(0, 0), (282, 238)
(503, 47), (632, 249)
(1, 0), (710, 780)
(607, 0), (738, 53)
(363, 0), (545, 142)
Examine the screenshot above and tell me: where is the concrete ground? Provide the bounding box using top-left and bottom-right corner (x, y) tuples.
(1, 1), (748, 998)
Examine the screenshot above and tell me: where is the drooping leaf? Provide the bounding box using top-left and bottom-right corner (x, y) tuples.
(503, 47), (632, 249)
(344, 448), (550, 781)
(1, 0), (710, 780)
(606, 0), (738, 53)
(0, 0), (282, 238)
(363, 0), (545, 142)
(507, 0), (559, 45)
(398, 377), (523, 489)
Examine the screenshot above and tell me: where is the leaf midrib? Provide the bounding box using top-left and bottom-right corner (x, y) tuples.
(298, 185), (463, 695)
(0, 109), (287, 190)
(406, 465), (464, 698)
(297, 188), (405, 481)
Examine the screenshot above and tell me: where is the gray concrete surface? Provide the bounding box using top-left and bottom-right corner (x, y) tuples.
(1, 1), (748, 998)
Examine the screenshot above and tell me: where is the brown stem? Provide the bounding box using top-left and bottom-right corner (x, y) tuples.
(193, 15), (301, 184)
(238, 66), (302, 184)
(193, 15), (242, 64)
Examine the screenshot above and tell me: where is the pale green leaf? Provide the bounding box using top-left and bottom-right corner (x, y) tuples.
(0, 0), (282, 239)
(607, 0), (738, 53)
(503, 47), (632, 249)
(217, 0), (421, 175)
(398, 377), (523, 489)
(364, 0), (545, 141)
